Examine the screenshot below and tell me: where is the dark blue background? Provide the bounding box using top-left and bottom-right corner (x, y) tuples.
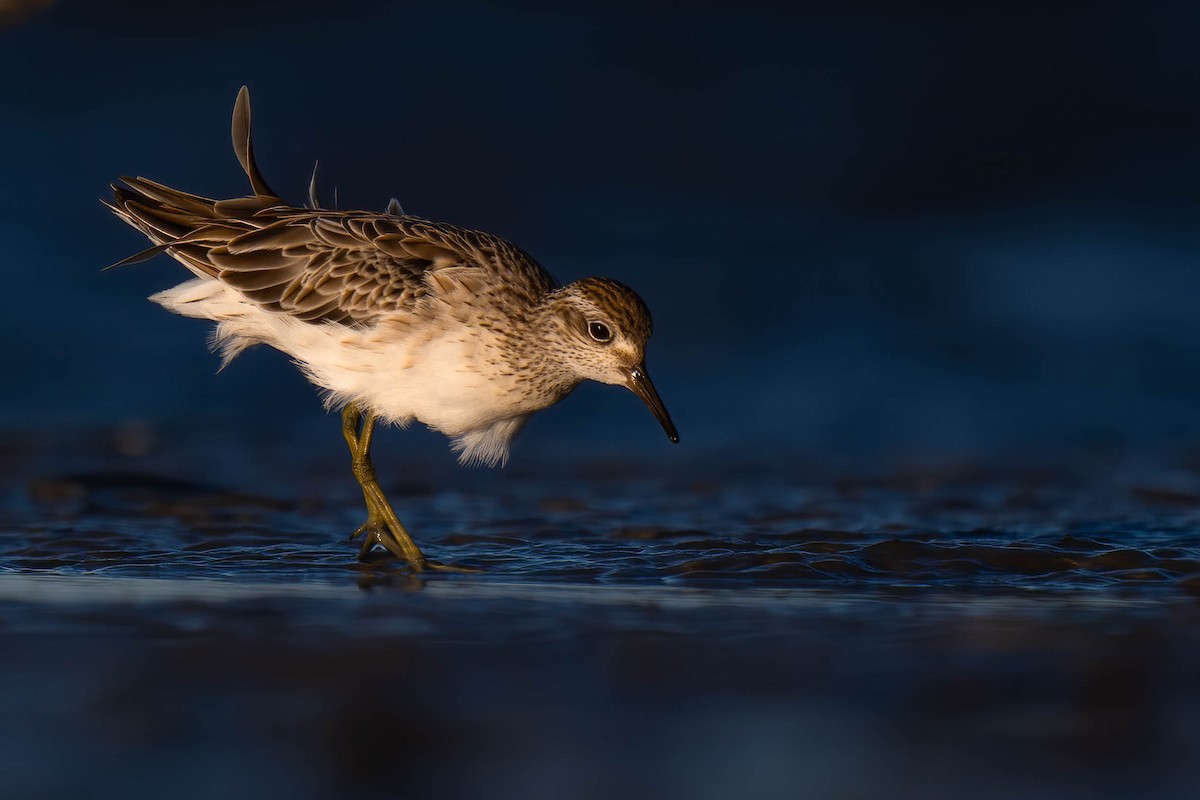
(5, 1), (1200, 466)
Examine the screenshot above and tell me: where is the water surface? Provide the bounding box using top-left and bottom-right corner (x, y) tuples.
(3, 432), (1200, 798)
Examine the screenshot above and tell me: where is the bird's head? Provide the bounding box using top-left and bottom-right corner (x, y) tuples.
(541, 277), (678, 444)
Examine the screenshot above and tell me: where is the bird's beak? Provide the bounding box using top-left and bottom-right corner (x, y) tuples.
(624, 365), (679, 443)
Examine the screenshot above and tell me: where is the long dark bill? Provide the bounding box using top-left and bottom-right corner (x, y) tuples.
(625, 365), (679, 444)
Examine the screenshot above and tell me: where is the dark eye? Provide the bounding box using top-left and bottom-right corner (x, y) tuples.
(588, 321), (613, 342)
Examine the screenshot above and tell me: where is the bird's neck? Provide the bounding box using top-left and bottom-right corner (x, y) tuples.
(514, 296), (584, 404)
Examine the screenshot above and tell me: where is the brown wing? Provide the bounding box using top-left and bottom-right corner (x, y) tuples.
(109, 186), (556, 325)
(206, 210), (555, 324)
(106, 86), (556, 325)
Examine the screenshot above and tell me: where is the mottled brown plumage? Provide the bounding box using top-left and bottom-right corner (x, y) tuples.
(106, 86), (676, 569)
(108, 183), (556, 326)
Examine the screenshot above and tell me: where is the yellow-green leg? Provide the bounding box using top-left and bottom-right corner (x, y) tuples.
(341, 405), (476, 572)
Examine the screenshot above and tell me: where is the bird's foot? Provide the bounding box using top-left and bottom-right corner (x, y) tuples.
(349, 510), (396, 557)
(350, 507), (421, 563)
(350, 507), (479, 573)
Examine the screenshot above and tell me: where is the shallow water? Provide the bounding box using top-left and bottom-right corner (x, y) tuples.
(11, 439), (1200, 591)
(4, 431), (1200, 798)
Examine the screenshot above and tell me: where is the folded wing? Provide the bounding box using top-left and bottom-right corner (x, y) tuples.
(106, 86), (555, 326)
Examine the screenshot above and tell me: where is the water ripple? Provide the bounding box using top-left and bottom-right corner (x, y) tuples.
(5, 462), (1200, 593)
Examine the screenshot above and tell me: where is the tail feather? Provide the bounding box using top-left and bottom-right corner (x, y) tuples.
(107, 86), (283, 276)
(116, 175), (219, 217)
(231, 85), (278, 198)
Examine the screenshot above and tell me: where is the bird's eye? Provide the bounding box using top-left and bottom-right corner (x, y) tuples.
(588, 321), (613, 343)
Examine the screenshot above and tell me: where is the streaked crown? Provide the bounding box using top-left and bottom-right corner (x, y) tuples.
(552, 276), (653, 339)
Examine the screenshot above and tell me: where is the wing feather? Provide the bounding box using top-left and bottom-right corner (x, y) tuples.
(196, 211), (533, 324)
(109, 88), (557, 326)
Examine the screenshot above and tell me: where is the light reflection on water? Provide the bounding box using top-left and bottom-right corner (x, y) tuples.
(0, 572), (1183, 613)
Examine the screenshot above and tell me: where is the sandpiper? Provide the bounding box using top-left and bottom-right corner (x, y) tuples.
(106, 87), (678, 571)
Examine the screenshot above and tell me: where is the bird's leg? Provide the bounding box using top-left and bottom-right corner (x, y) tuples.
(341, 404), (429, 569)
(340, 406), (478, 573)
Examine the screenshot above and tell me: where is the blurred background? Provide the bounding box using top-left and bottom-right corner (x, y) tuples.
(5, 4), (1200, 800)
(6, 0), (1200, 464)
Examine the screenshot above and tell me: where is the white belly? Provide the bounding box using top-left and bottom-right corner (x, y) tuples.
(150, 278), (538, 466)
